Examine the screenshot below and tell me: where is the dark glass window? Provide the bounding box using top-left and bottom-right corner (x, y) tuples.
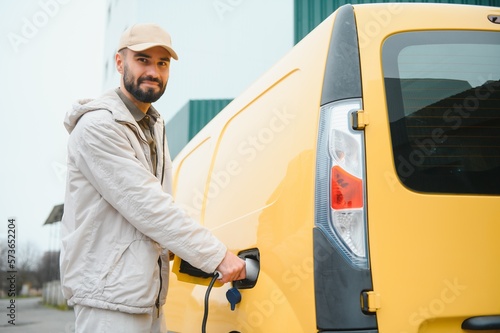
(383, 31), (500, 194)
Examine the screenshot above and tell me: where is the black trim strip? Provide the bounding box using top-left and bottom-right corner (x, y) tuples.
(313, 228), (376, 330)
(320, 4), (362, 105)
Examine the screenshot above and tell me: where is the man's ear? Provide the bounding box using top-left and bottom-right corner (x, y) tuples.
(116, 51), (124, 74)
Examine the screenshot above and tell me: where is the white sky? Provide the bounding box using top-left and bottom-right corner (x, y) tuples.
(0, 0), (106, 256)
(0, 0), (293, 257)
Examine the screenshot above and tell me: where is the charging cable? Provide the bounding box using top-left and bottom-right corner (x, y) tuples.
(200, 258), (259, 332)
(201, 271), (221, 333)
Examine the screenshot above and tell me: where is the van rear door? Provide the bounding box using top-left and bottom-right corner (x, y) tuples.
(357, 4), (500, 333)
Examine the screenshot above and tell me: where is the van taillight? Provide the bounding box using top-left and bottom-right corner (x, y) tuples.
(331, 166), (363, 209)
(316, 98), (368, 268)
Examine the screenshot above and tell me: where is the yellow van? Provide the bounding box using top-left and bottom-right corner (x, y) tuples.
(165, 3), (500, 332)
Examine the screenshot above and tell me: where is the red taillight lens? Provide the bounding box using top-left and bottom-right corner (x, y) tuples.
(331, 166), (363, 209)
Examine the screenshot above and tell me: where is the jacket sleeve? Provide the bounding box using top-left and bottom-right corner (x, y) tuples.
(69, 112), (227, 273)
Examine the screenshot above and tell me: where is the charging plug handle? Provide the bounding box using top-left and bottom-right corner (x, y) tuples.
(244, 258), (259, 283)
(234, 248), (260, 289)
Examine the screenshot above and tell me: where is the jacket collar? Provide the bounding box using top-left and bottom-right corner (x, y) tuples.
(114, 88), (160, 124)
(64, 89), (162, 135)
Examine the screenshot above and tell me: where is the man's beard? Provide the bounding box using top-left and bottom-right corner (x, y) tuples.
(123, 64), (166, 103)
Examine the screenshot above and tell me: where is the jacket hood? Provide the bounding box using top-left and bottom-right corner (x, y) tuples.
(64, 90), (132, 134)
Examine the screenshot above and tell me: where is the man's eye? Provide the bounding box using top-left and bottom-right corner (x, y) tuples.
(138, 58), (148, 63)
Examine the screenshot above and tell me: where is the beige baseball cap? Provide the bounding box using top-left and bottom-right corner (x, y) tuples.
(118, 23), (178, 60)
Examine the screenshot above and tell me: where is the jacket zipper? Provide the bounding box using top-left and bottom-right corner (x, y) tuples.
(156, 256), (162, 318)
(161, 122), (166, 184)
(156, 123), (166, 318)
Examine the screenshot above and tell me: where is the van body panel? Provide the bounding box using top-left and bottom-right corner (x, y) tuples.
(166, 3), (500, 332)
(166, 10), (336, 333)
(173, 136), (213, 223)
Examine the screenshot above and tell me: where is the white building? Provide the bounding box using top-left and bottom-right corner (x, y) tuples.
(102, 0), (294, 123)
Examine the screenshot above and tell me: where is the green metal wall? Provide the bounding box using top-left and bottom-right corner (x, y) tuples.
(188, 99), (232, 139)
(166, 99), (232, 158)
(294, 0), (500, 43)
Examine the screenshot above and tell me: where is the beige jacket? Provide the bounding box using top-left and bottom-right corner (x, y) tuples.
(60, 89), (226, 314)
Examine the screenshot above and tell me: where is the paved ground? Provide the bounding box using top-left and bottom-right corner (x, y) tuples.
(0, 297), (75, 333)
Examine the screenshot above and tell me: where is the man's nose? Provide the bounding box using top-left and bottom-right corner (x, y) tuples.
(145, 64), (160, 77)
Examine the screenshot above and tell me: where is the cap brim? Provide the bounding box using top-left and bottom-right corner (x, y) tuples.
(127, 43), (178, 60)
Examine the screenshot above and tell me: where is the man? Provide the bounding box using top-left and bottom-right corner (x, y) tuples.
(60, 23), (246, 332)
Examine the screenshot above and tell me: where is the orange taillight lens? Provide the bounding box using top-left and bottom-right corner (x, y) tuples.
(331, 166), (363, 209)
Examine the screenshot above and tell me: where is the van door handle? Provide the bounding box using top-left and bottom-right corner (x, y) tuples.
(462, 315), (500, 330)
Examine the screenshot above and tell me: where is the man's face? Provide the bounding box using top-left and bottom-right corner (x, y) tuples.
(119, 47), (171, 104)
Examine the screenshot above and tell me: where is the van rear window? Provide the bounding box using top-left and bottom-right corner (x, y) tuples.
(383, 31), (500, 194)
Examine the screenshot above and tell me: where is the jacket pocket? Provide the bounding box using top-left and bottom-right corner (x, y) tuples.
(100, 239), (160, 307)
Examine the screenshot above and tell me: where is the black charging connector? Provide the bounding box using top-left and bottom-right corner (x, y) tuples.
(179, 259), (214, 279)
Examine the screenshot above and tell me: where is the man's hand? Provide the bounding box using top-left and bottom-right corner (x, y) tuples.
(216, 251), (246, 284)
